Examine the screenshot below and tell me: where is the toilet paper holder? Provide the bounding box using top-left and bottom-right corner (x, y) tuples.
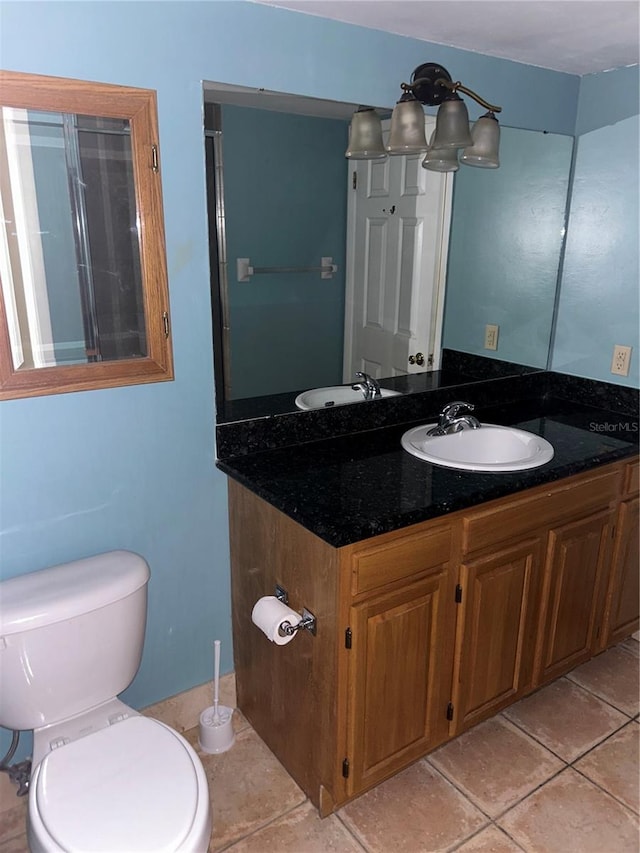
(275, 585), (317, 636)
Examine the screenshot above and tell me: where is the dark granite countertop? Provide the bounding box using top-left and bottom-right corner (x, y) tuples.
(217, 397), (638, 548)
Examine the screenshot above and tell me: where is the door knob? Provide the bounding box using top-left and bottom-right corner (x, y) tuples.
(408, 352), (425, 366)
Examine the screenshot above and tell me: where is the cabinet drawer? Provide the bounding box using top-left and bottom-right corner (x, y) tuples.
(462, 468), (620, 555)
(351, 525), (451, 596)
(623, 459), (639, 497)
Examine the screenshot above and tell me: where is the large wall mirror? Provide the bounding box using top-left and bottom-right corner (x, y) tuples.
(204, 83), (574, 423)
(0, 71), (173, 400)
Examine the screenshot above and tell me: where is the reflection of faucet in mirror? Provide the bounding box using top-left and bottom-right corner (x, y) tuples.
(352, 372), (381, 401)
(427, 401), (481, 436)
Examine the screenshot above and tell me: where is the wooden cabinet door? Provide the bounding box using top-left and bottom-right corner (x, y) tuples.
(346, 570), (454, 796)
(535, 509), (614, 684)
(603, 497), (640, 647)
(450, 539), (543, 734)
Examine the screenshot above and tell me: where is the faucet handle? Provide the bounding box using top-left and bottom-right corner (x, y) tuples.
(442, 401), (475, 419)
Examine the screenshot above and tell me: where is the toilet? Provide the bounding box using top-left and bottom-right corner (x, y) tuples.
(0, 550), (212, 852)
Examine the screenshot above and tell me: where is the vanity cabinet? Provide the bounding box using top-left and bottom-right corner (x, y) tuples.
(449, 538), (543, 734)
(449, 464), (619, 732)
(601, 460), (640, 647)
(343, 524), (456, 796)
(535, 509), (614, 683)
(227, 458), (638, 816)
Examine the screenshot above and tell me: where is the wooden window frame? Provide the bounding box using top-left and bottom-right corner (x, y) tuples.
(0, 71), (173, 399)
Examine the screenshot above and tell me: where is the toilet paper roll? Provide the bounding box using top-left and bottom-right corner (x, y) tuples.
(251, 596), (301, 645)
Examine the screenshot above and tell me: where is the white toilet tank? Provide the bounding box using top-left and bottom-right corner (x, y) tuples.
(0, 550), (150, 731)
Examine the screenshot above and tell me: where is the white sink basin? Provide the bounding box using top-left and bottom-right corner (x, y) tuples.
(295, 386), (401, 411)
(401, 423), (554, 472)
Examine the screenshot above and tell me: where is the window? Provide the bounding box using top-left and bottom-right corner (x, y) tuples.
(0, 71), (173, 399)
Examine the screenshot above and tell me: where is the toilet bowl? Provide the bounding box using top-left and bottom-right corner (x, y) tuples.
(0, 551), (212, 852)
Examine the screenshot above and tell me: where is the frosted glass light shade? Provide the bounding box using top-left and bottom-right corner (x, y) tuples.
(432, 98), (473, 149)
(386, 99), (428, 155)
(422, 132), (459, 172)
(345, 109), (387, 160)
(460, 111), (500, 168)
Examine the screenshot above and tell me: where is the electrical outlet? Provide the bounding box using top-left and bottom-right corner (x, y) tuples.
(611, 344), (632, 377)
(484, 324), (499, 351)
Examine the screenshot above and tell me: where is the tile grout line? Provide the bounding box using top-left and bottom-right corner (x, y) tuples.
(425, 712), (574, 818)
(566, 716), (639, 766)
(427, 750), (574, 826)
(498, 709), (576, 763)
(334, 809), (379, 852)
(422, 756), (500, 823)
(563, 671), (638, 719)
(447, 821), (528, 853)
(570, 762), (640, 818)
(332, 810), (370, 852)
(212, 797), (310, 852)
(500, 704), (634, 765)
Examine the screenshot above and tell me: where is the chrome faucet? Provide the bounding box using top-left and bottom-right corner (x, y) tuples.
(352, 371), (381, 401)
(427, 401), (481, 436)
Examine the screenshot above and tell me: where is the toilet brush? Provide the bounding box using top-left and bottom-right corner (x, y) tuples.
(198, 640), (235, 753)
(212, 639), (222, 724)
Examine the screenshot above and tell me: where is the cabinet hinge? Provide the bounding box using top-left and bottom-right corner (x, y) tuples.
(352, 170), (357, 190)
(342, 758), (350, 778)
(446, 702), (454, 721)
(455, 584), (463, 603)
(151, 144), (159, 173)
(345, 627), (352, 649)
(162, 311), (170, 339)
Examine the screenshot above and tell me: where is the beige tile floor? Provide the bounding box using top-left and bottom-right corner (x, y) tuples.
(1, 637), (638, 853)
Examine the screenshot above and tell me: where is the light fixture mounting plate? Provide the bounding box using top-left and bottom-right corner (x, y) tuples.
(410, 63), (454, 106)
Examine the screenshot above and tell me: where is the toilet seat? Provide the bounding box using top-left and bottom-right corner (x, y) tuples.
(29, 715), (211, 853)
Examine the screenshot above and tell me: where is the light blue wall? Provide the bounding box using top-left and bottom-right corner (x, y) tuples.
(574, 64), (640, 136)
(551, 66), (639, 385)
(0, 0), (581, 757)
(443, 127), (573, 366)
(222, 105), (348, 398)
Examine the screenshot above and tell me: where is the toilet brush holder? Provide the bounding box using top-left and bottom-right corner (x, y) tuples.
(199, 705), (235, 754)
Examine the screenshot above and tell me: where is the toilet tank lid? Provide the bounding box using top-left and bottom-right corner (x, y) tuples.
(0, 550), (150, 636)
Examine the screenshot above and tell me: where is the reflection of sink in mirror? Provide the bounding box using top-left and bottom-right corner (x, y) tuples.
(401, 424), (554, 472)
(296, 386), (402, 411)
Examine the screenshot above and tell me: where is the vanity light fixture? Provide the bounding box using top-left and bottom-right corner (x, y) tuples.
(346, 63), (502, 170)
(421, 131), (459, 173)
(344, 106), (387, 160)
